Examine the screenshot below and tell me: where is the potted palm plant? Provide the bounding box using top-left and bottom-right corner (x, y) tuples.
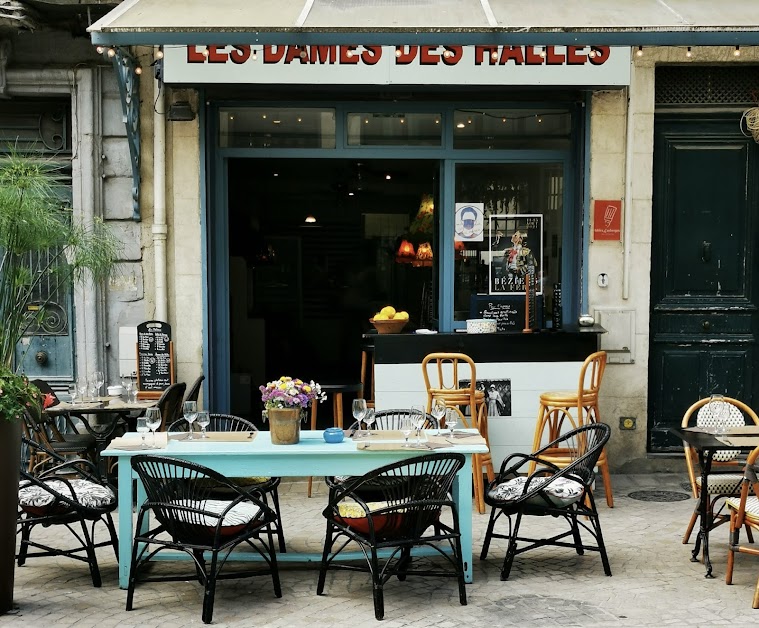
(0, 151), (118, 614)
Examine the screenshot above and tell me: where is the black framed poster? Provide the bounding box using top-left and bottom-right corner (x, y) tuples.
(488, 214), (543, 295)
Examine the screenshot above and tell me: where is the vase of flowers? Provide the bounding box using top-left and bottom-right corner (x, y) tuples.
(260, 376), (325, 445)
(0, 367), (43, 614)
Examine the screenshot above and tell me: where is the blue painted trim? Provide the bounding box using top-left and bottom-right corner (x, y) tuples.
(440, 159), (454, 331)
(91, 31), (759, 47)
(581, 92), (593, 316)
(199, 88), (209, 411)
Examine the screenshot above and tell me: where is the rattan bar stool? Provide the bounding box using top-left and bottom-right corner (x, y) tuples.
(422, 352), (495, 514)
(528, 350), (613, 507)
(307, 382), (363, 497)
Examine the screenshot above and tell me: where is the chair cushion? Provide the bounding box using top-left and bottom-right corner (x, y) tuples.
(334, 500), (406, 536)
(18, 479), (116, 515)
(172, 499), (262, 536)
(488, 475), (584, 507)
(695, 473), (744, 494)
(726, 496), (759, 521)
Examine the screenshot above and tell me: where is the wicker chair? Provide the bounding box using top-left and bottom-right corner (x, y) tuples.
(155, 382), (186, 431)
(127, 455), (282, 624)
(17, 436), (118, 587)
(681, 396), (759, 544)
(168, 413), (286, 553)
(184, 374), (205, 404)
(480, 423), (612, 580)
(21, 408), (97, 474)
(317, 452), (467, 620)
(726, 443), (759, 608)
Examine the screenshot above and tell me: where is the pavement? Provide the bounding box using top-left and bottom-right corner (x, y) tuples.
(5, 474), (759, 627)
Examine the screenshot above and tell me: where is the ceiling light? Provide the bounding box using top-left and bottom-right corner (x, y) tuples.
(636, 46), (643, 57)
(456, 122), (465, 128)
(305, 215), (316, 224)
(734, 45), (741, 57)
(385, 174), (391, 180)
(686, 47), (692, 58)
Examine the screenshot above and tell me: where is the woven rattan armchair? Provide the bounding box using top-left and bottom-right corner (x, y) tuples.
(317, 452), (467, 620)
(480, 423), (612, 580)
(168, 413), (286, 553)
(17, 436), (118, 587)
(127, 455), (282, 624)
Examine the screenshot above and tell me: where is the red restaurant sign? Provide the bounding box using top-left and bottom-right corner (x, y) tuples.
(593, 200), (622, 241)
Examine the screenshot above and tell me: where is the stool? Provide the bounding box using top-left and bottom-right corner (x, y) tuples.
(421, 352), (495, 514)
(307, 382), (363, 497)
(528, 350), (614, 507)
(360, 341), (375, 409)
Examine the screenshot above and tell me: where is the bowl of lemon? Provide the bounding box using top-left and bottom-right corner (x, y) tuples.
(370, 306), (409, 334)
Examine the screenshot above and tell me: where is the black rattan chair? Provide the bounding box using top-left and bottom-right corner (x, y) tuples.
(127, 455), (282, 624)
(17, 436), (118, 587)
(155, 381), (186, 431)
(184, 374), (205, 404)
(317, 452), (467, 620)
(21, 408), (97, 474)
(480, 423), (612, 580)
(168, 413), (286, 553)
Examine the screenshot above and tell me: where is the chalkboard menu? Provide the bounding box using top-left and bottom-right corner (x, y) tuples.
(136, 321), (174, 393)
(471, 296), (544, 332)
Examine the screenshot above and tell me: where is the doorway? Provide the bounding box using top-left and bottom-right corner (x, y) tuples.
(226, 158), (438, 419)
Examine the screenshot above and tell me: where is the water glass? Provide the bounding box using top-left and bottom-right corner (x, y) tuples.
(352, 398), (367, 438)
(144, 407), (162, 448)
(136, 416), (149, 449)
(401, 416), (413, 448)
(76, 376), (88, 401)
(183, 400), (198, 440)
(196, 410), (210, 438)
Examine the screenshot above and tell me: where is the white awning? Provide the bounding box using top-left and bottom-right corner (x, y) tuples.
(89, 0), (759, 46)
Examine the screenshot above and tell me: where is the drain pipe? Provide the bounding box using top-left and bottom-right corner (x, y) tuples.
(153, 48), (168, 321)
(622, 76), (635, 300)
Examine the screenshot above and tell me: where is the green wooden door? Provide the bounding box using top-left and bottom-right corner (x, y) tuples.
(648, 114), (759, 451)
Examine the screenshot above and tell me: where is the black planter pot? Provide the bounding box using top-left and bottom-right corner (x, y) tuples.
(0, 418), (21, 615)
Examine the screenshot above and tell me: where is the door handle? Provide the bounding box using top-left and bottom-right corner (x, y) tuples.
(702, 320), (712, 332)
(35, 351), (48, 365)
(701, 241), (712, 263)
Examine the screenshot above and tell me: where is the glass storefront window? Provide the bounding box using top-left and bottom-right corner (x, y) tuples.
(453, 108), (572, 150)
(453, 162), (564, 326)
(219, 107), (336, 148)
(347, 112), (442, 147)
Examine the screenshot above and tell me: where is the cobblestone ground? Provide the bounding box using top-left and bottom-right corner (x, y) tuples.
(5, 474), (759, 627)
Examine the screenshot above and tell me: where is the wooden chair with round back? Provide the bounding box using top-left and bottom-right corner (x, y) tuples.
(527, 350), (613, 507)
(421, 352), (494, 514)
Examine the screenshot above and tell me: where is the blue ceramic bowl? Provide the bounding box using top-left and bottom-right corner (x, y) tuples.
(323, 427), (345, 443)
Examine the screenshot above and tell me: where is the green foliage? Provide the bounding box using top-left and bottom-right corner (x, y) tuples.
(0, 365), (41, 422)
(0, 152), (119, 376)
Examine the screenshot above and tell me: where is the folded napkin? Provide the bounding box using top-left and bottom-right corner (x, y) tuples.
(428, 433), (487, 446)
(357, 442), (431, 451)
(109, 432), (168, 449)
(203, 432), (257, 442)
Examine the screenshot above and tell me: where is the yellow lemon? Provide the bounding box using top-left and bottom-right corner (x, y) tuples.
(396, 311), (409, 320)
(374, 313), (389, 320)
(380, 305), (396, 318)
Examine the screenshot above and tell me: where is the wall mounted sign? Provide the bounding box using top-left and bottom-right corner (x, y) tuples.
(163, 44), (631, 85)
(455, 203), (484, 242)
(136, 320), (174, 397)
(593, 199), (622, 241)
(488, 214), (543, 295)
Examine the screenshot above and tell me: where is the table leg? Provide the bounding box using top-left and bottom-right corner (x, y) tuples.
(453, 456), (474, 583)
(117, 457), (134, 589)
(691, 449), (714, 578)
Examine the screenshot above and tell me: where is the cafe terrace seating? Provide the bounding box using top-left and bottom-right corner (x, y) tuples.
(681, 396), (759, 545)
(126, 455), (282, 624)
(480, 423), (611, 580)
(725, 442), (759, 608)
(168, 413), (287, 553)
(317, 452), (467, 620)
(21, 407), (97, 473)
(17, 436), (118, 587)
(528, 350), (614, 507)
(421, 352), (494, 514)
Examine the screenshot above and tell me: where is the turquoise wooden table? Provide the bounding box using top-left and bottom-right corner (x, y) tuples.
(103, 429), (489, 589)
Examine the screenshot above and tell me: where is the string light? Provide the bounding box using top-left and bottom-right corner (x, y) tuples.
(155, 47), (164, 60)
(588, 48), (597, 59)
(734, 45), (741, 57)
(491, 51), (498, 60)
(95, 45), (105, 55)
(686, 46), (692, 58)
(134, 66), (143, 75)
(252, 49), (258, 61)
(395, 48), (402, 57)
(107, 47), (116, 58)
(202, 47), (209, 58)
(539, 47), (546, 59)
(636, 46), (643, 57)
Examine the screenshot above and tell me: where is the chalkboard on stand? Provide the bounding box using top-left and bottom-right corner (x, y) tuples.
(471, 296), (544, 332)
(136, 320), (175, 399)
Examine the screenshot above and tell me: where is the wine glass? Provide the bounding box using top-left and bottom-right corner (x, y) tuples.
(68, 383), (78, 404)
(401, 415), (413, 448)
(144, 407), (162, 448)
(76, 376), (88, 402)
(136, 416), (149, 449)
(445, 407), (459, 436)
(430, 397), (447, 436)
(410, 405), (426, 447)
(196, 410), (210, 438)
(363, 408), (376, 436)
(93, 371), (105, 398)
(352, 398), (367, 438)
(87, 376), (98, 402)
(183, 400), (198, 440)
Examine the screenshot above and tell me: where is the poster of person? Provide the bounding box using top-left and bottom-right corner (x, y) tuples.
(454, 203), (484, 242)
(488, 214), (542, 295)
(458, 379), (512, 418)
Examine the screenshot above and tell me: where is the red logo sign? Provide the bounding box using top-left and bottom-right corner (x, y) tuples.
(593, 200), (622, 241)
